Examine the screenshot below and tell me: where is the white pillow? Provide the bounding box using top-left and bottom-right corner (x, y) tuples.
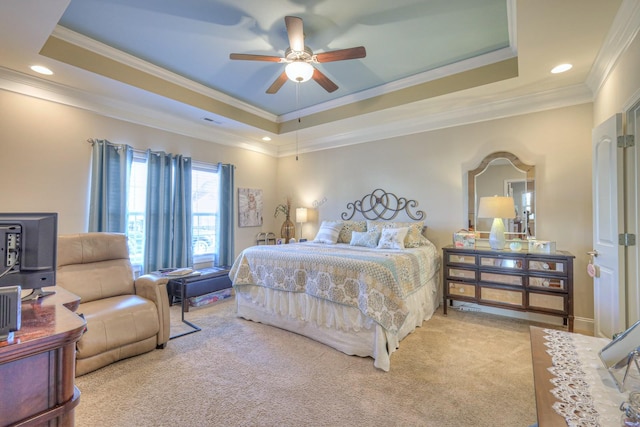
(366, 220), (429, 248)
(349, 230), (380, 248)
(313, 221), (343, 244)
(377, 227), (409, 250)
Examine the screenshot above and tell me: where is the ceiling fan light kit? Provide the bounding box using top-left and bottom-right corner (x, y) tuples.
(229, 16), (366, 94)
(285, 61), (314, 82)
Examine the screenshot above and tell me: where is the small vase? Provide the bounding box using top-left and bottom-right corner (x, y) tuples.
(281, 217), (295, 243)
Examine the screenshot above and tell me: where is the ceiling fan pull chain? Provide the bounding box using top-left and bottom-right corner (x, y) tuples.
(295, 82), (300, 161)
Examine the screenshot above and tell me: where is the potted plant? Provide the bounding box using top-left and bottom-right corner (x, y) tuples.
(274, 198), (295, 242)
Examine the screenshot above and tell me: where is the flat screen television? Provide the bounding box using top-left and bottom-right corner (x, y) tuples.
(0, 213), (58, 301)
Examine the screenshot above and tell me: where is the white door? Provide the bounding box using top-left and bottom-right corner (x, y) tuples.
(625, 103), (640, 325)
(592, 114), (625, 338)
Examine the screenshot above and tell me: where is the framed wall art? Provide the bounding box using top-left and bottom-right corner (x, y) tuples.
(238, 188), (263, 227)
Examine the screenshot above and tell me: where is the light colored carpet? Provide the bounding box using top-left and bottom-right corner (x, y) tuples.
(75, 299), (539, 427)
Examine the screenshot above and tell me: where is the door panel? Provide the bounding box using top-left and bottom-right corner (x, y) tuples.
(592, 114), (625, 338)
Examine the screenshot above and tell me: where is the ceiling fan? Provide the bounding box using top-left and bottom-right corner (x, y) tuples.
(229, 16), (366, 94)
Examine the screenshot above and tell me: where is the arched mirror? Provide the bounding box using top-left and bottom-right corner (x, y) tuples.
(468, 152), (535, 239)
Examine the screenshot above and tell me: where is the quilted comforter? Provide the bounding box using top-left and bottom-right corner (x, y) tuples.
(229, 240), (440, 333)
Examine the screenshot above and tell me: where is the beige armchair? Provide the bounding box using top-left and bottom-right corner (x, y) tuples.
(56, 232), (170, 376)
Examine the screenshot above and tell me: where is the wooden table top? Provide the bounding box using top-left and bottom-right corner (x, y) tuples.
(530, 326), (569, 427)
(0, 286), (85, 362)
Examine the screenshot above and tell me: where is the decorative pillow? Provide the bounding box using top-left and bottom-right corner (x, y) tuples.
(376, 227), (409, 250)
(366, 220), (429, 248)
(338, 220), (367, 243)
(349, 230), (381, 248)
(313, 221), (343, 244)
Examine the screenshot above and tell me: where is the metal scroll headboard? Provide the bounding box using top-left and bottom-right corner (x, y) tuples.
(340, 189), (425, 221)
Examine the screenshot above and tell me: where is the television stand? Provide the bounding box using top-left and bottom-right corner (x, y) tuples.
(21, 287), (56, 301)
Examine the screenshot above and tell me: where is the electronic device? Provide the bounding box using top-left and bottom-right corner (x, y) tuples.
(0, 213), (58, 302)
(0, 285), (21, 342)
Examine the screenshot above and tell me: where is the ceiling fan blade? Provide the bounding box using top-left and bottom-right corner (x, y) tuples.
(312, 68), (338, 93)
(266, 71), (288, 94)
(285, 16), (305, 52)
(229, 53), (283, 62)
(315, 46), (366, 63)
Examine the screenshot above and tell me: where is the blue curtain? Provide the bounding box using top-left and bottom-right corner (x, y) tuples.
(143, 150), (193, 273)
(216, 163), (235, 267)
(88, 139), (133, 232)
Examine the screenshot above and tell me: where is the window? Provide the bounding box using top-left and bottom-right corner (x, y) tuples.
(126, 154), (148, 267)
(126, 154), (220, 268)
(191, 162), (220, 263)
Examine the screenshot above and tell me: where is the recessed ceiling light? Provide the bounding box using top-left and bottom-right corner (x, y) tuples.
(262, 136), (272, 141)
(30, 65), (53, 75)
(551, 64), (572, 74)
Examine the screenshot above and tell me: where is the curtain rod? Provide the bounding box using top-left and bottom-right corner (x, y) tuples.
(88, 139), (234, 168)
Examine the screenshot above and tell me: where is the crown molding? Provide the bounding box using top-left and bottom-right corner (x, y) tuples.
(586, 0), (640, 95)
(279, 47), (517, 123)
(0, 66), (278, 157)
(52, 26), (278, 123)
(0, 64), (592, 160)
(276, 84), (593, 157)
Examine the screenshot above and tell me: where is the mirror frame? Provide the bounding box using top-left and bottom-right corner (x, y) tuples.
(468, 151), (535, 236)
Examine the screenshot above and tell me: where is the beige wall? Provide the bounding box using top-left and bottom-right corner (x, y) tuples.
(0, 90), (278, 251)
(277, 104), (595, 322)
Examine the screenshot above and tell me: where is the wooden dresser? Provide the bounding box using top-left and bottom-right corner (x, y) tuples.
(0, 287), (86, 427)
(443, 245), (575, 331)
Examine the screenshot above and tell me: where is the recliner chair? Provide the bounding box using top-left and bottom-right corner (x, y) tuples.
(56, 232), (170, 376)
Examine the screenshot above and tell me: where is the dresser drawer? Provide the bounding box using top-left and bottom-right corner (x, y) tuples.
(447, 267), (476, 281)
(528, 259), (567, 274)
(480, 271), (524, 286)
(528, 292), (566, 312)
(479, 256), (524, 270)
(446, 253), (476, 265)
(528, 276), (566, 291)
(447, 281), (476, 298)
(479, 286), (524, 307)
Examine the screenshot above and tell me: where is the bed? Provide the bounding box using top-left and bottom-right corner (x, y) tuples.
(229, 189), (441, 371)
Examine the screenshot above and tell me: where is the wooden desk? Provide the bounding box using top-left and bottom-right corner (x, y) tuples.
(0, 287), (86, 427)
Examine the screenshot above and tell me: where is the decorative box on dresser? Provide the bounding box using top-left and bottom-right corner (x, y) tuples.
(443, 245), (575, 331)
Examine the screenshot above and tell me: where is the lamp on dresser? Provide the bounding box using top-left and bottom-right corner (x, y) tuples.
(296, 207), (308, 240)
(477, 196), (516, 250)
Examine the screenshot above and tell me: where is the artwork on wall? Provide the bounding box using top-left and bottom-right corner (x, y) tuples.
(238, 188), (263, 227)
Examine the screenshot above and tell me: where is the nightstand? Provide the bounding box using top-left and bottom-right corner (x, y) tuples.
(442, 245), (574, 331)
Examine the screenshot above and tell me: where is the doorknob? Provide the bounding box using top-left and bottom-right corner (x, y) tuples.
(587, 250), (600, 278)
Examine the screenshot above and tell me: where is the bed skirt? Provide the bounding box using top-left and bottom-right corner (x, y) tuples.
(234, 273), (439, 371)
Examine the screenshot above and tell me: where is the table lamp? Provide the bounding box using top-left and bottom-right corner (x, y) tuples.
(477, 196), (516, 250)
(296, 207), (308, 240)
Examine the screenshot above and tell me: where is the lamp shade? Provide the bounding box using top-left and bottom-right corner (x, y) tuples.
(477, 196), (516, 219)
(285, 61), (314, 82)
(296, 207), (308, 223)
